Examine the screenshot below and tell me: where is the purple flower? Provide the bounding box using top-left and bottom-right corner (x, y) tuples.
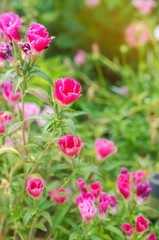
(18, 42), (31, 60)
(0, 42), (15, 66)
(135, 180), (152, 204)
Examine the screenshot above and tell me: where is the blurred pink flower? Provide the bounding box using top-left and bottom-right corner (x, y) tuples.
(36, 107), (54, 126)
(74, 50), (86, 65)
(125, 22), (149, 48)
(0, 42), (15, 66)
(79, 200), (96, 222)
(89, 182), (102, 199)
(85, 0), (100, 7)
(0, 12), (22, 41)
(95, 138), (117, 161)
(135, 180), (151, 204)
(27, 178), (44, 198)
(132, 0), (157, 15)
(146, 233), (156, 240)
(18, 42), (31, 60)
(0, 111), (13, 134)
(50, 188), (66, 204)
(133, 171), (145, 187)
(109, 194), (117, 214)
(98, 193), (110, 219)
(122, 223), (134, 239)
(76, 178), (87, 193)
(92, 43), (100, 55)
(136, 216), (148, 233)
(118, 86), (129, 96)
(2, 80), (20, 106)
(117, 174), (131, 201)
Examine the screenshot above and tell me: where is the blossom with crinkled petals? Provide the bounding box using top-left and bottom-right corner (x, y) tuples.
(122, 223), (134, 239)
(54, 78), (82, 107)
(117, 174), (130, 201)
(98, 193), (110, 219)
(133, 171), (145, 187)
(2, 80), (20, 106)
(109, 194), (117, 214)
(76, 178), (87, 193)
(75, 193), (94, 206)
(89, 182), (102, 199)
(74, 50), (86, 65)
(50, 188), (66, 204)
(58, 135), (83, 158)
(0, 42), (15, 66)
(95, 138), (117, 161)
(0, 111), (13, 134)
(0, 12), (22, 41)
(132, 0), (157, 15)
(135, 180), (151, 204)
(26, 23), (55, 55)
(18, 42), (31, 60)
(27, 178), (44, 198)
(79, 200), (96, 222)
(136, 216), (148, 233)
(146, 233), (156, 240)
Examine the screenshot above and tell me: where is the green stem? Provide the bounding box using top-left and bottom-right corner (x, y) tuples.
(21, 79), (27, 159)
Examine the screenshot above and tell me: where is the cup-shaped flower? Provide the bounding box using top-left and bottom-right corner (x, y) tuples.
(74, 50), (86, 65)
(135, 180), (152, 204)
(54, 78), (82, 107)
(89, 182), (102, 198)
(125, 22), (149, 48)
(18, 42), (31, 60)
(117, 182), (131, 201)
(75, 193), (94, 206)
(0, 42), (15, 66)
(95, 138), (117, 161)
(27, 178), (44, 198)
(109, 194), (117, 214)
(26, 23), (55, 55)
(117, 173), (130, 184)
(2, 80), (20, 106)
(136, 216), (148, 234)
(76, 178), (87, 193)
(58, 135), (83, 158)
(0, 12), (22, 41)
(122, 223), (134, 239)
(133, 171), (145, 187)
(79, 200), (96, 222)
(98, 193), (110, 219)
(146, 233), (156, 240)
(0, 111), (13, 134)
(132, 0), (157, 15)
(50, 188), (66, 204)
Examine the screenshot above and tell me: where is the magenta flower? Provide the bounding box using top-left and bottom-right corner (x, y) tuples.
(132, 0), (157, 15)
(36, 107), (54, 126)
(95, 138), (117, 161)
(76, 178), (87, 193)
(26, 23), (55, 55)
(85, 0), (100, 7)
(98, 193), (110, 219)
(2, 80), (20, 106)
(125, 22), (149, 48)
(27, 178), (44, 198)
(54, 78), (82, 107)
(79, 200), (96, 222)
(0, 42), (15, 66)
(58, 135), (83, 158)
(50, 188), (66, 204)
(0, 111), (13, 134)
(136, 216), (148, 233)
(89, 182), (102, 199)
(135, 180), (152, 204)
(75, 193), (94, 206)
(122, 223), (134, 239)
(120, 167), (130, 177)
(109, 194), (117, 214)
(0, 12), (22, 41)
(146, 233), (156, 240)
(118, 173), (130, 184)
(133, 171), (145, 187)
(18, 42), (31, 60)
(74, 50), (86, 65)
(117, 174), (130, 201)
(75, 196), (84, 206)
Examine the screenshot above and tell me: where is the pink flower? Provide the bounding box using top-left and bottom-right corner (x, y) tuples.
(2, 80), (20, 106)
(74, 50), (86, 65)
(85, 0), (100, 7)
(27, 178), (44, 198)
(132, 0), (157, 15)
(95, 138), (117, 161)
(118, 86), (129, 96)
(109, 194), (117, 214)
(50, 188), (66, 204)
(117, 174), (130, 201)
(117, 173), (130, 184)
(76, 178), (87, 193)
(36, 107), (54, 126)
(75, 193), (94, 206)
(121, 167), (130, 177)
(0, 12), (22, 41)
(122, 223), (134, 239)
(79, 200), (96, 222)
(135, 180), (151, 204)
(26, 23), (55, 55)
(133, 171), (145, 187)
(18, 42), (31, 60)
(54, 78), (82, 107)
(75, 196), (84, 206)
(0, 111), (13, 134)
(58, 135), (83, 158)
(136, 216), (148, 233)
(98, 193), (110, 219)
(125, 22), (149, 48)
(146, 233), (156, 240)
(0, 42), (15, 66)
(89, 182), (102, 198)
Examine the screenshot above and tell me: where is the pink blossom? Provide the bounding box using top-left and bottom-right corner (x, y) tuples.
(117, 173), (130, 184)
(98, 193), (110, 219)
(36, 107), (54, 126)
(0, 42), (15, 66)
(74, 50), (86, 65)
(132, 0), (157, 15)
(2, 80), (20, 106)
(117, 174), (130, 201)
(146, 233), (156, 240)
(0, 12), (22, 41)
(121, 167), (130, 177)
(122, 223), (134, 239)
(89, 182), (102, 198)
(75, 196), (84, 206)
(136, 216), (148, 233)
(79, 200), (96, 222)
(135, 180), (151, 204)
(118, 86), (129, 96)
(109, 194), (117, 214)
(125, 22), (149, 48)
(26, 23), (55, 55)
(85, 0), (100, 7)
(27, 178), (44, 198)
(0, 111), (13, 134)
(75, 193), (94, 206)
(50, 188), (66, 204)
(18, 42), (31, 60)
(133, 171), (145, 187)
(54, 78), (82, 107)
(95, 138), (117, 161)
(58, 135), (83, 158)
(76, 178), (87, 193)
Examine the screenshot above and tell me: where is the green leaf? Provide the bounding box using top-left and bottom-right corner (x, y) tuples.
(31, 69), (53, 85)
(8, 121), (23, 134)
(62, 119), (76, 137)
(23, 209), (35, 227)
(26, 115), (48, 121)
(13, 75), (23, 96)
(25, 86), (51, 104)
(80, 164), (101, 176)
(39, 201), (52, 210)
(103, 160), (132, 171)
(106, 225), (124, 239)
(36, 223), (47, 232)
(41, 211), (53, 227)
(68, 220), (83, 234)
